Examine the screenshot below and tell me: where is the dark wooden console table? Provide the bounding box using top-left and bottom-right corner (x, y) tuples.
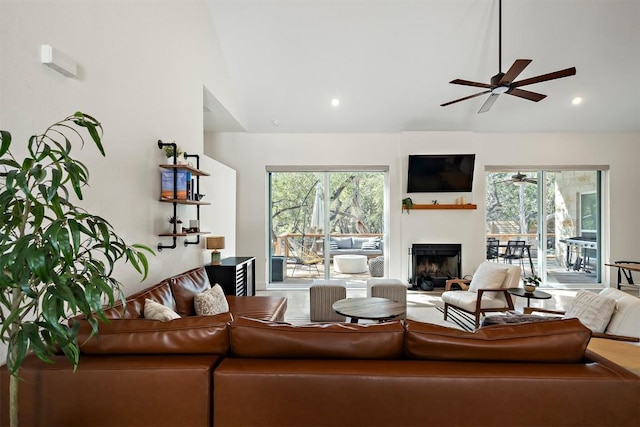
(205, 256), (255, 296)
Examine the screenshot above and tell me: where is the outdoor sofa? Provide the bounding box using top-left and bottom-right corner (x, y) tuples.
(2, 267), (639, 427)
(326, 235), (383, 258)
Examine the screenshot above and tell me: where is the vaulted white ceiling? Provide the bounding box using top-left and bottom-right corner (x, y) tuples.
(206, 0), (640, 133)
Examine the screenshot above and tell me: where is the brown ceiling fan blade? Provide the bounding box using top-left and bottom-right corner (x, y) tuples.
(511, 67), (577, 88)
(440, 90), (491, 107)
(507, 88), (547, 102)
(478, 93), (500, 113)
(498, 59), (532, 85)
(450, 79), (493, 89)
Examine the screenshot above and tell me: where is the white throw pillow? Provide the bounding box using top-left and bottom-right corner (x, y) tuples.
(564, 290), (616, 333)
(468, 263), (509, 299)
(143, 299), (181, 322)
(194, 284), (230, 316)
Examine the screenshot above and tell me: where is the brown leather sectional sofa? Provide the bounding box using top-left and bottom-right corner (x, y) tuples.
(2, 267), (639, 427)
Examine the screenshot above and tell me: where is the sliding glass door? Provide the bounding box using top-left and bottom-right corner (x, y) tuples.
(268, 169), (385, 286)
(486, 169), (603, 287)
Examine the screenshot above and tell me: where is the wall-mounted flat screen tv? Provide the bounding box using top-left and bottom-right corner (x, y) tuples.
(407, 154), (476, 193)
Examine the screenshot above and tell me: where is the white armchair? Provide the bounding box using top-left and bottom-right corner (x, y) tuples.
(442, 261), (521, 329)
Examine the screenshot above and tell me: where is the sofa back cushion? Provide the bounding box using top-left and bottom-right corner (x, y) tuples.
(102, 280), (175, 319)
(230, 317), (404, 359)
(74, 312), (233, 355)
(334, 237), (353, 249)
(598, 288), (640, 338)
(405, 318), (591, 363)
(468, 261), (521, 302)
(169, 267), (212, 316)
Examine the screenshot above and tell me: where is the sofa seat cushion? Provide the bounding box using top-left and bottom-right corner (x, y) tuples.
(227, 296), (287, 322)
(442, 290), (509, 311)
(230, 317), (404, 359)
(73, 312), (232, 355)
(405, 318), (591, 363)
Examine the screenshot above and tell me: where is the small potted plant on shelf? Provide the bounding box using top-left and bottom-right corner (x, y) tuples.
(523, 275), (541, 293)
(167, 215), (183, 233)
(162, 143), (184, 163)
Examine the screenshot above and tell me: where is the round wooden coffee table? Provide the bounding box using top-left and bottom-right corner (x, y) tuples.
(332, 297), (405, 323)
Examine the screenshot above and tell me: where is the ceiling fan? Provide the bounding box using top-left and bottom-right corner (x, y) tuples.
(501, 172), (537, 185)
(440, 0), (576, 113)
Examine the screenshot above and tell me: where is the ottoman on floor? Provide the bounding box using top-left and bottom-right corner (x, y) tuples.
(334, 254), (368, 274)
(368, 256), (384, 277)
(310, 280), (347, 322)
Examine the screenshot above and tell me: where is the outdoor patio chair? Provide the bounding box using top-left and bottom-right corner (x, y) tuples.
(287, 238), (322, 275)
(499, 240), (527, 273)
(486, 238), (499, 262)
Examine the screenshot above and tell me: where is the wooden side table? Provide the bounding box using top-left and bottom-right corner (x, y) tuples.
(588, 338), (640, 376)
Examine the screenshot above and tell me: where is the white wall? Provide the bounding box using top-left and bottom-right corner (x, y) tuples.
(0, 0), (241, 296)
(209, 131), (640, 289)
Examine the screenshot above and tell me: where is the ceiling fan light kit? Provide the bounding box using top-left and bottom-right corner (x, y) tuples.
(441, 0), (576, 113)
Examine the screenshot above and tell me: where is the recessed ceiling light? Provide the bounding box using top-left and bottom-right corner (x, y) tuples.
(331, 98), (340, 107)
(572, 97), (583, 105)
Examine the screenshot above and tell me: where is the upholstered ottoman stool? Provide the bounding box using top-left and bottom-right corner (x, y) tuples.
(333, 255), (368, 274)
(366, 278), (407, 319)
(310, 280), (347, 322)
(368, 256), (384, 277)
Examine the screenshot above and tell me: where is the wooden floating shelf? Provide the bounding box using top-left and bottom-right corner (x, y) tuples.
(159, 164), (210, 176)
(403, 203), (477, 211)
(158, 231), (210, 237)
(160, 198), (211, 206)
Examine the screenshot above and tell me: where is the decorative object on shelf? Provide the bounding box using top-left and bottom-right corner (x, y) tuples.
(188, 219), (200, 233)
(166, 215), (183, 233)
(0, 113), (153, 427)
(432, 200), (439, 205)
(402, 197), (413, 214)
(162, 142), (183, 161)
(455, 196), (467, 205)
(523, 275), (541, 293)
(207, 236), (225, 265)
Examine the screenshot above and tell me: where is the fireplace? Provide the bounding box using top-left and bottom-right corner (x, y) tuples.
(409, 243), (461, 290)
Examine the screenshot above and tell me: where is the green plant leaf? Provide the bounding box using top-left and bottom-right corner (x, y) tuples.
(0, 130), (12, 156)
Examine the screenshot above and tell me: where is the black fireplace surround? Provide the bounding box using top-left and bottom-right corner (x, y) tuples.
(410, 243), (461, 291)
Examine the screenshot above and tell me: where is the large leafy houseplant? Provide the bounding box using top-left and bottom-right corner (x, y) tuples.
(0, 113), (153, 426)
